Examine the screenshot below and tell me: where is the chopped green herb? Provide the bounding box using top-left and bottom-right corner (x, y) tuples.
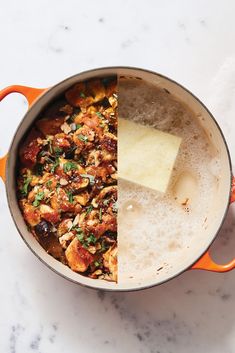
(99, 208), (102, 222)
(76, 227), (84, 241)
(21, 176), (32, 196)
(38, 150), (47, 157)
(67, 191), (74, 203)
(51, 158), (60, 173)
(80, 173), (95, 185)
(46, 180), (52, 188)
(85, 205), (93, 215)
(76, 124), (82, 130)
(77, 233), (84, 242)
(86, 233), (97, 244)
(78, 134), (88, 143)
(33, 191), (44, 207)
(63, 161), (78, 173)
(80, 92), (86, 98)
(75, 228), (90, 248)
(54, 147), (63, 156)
(94, 261), (100, 267)
(96, 112), (103, 118)
(74, 226), (83, 233)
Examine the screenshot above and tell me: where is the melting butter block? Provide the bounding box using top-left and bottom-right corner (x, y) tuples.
(118, 118), (182, 193)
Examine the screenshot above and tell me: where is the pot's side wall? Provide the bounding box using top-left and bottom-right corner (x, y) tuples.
(6, 67), (232, 291)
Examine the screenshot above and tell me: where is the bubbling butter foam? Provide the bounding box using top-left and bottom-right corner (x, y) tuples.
(118, 78), (221, 284)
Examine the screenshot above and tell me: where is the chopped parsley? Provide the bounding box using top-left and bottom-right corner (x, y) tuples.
(38, 150), (47, 157)
(75, 228), (85, 242)
(80, 173), (95, 185)
(94, 261), (100, 267)
(75, 228), (97, 248)
(86, 233), (97, 245)
(21, 176), (32, 196)
(80, 92), (86, 98)
(66, 191), (74, 203)
(46, 180), (52, 188)
(33, 191), (44, 207)
(76, 124), (82, 130)
(54, 147), (63, 156)
(96, 112), (103, 118)
(78, 134), (88, 143)
(50, 158), (60, 173)
(85, 205), (93, 215)
(63, 161), (78, 173)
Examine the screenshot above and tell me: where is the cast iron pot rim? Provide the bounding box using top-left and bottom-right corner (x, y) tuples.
(5, 66), (233, 292)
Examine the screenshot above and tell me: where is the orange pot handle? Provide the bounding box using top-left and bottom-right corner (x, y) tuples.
(192, 176), (235, 272)
(0, 85), (47, 182)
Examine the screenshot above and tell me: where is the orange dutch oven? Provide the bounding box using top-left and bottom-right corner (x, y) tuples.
(0, 67), (235, 291)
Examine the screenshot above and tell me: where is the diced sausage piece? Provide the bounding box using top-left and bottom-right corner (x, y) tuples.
(100, 133), (117, 153)
(91, 186), (117, 207)
(87, 150), (102, 166)
(87, 213), (117, 238)
(40, 204), (60, 223)
(74, 203), (83, 214)
(86, 164), (115, 183)
(19, 128), (42, 168)
(50, 188), (75, 213)
(36, 117), (65, 136)
(69, 171), (89, 191)
(65, 238), (94, 272)
(87, 79), (106, 103)
(73, 192), (89, 206)
(20, 140), (41, 168)
(82, 114), (100, 130)
(73, 125), (95, 147)
(65, 82), (93, 108)
(53, 133), (72, 149)
(82, 114), (103, 138)
(23, 204), (41, 227)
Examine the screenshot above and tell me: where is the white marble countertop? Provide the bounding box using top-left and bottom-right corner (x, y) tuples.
(0, 1), (235, 352)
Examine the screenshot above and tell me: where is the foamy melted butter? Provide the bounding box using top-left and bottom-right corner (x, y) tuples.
(118, 78), (221, 283)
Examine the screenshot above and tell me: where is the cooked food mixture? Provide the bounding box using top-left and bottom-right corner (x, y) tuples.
(17, 77), (117, 282)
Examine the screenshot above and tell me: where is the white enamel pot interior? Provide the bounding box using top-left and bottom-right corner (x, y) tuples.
(3, 67), (233, 291)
